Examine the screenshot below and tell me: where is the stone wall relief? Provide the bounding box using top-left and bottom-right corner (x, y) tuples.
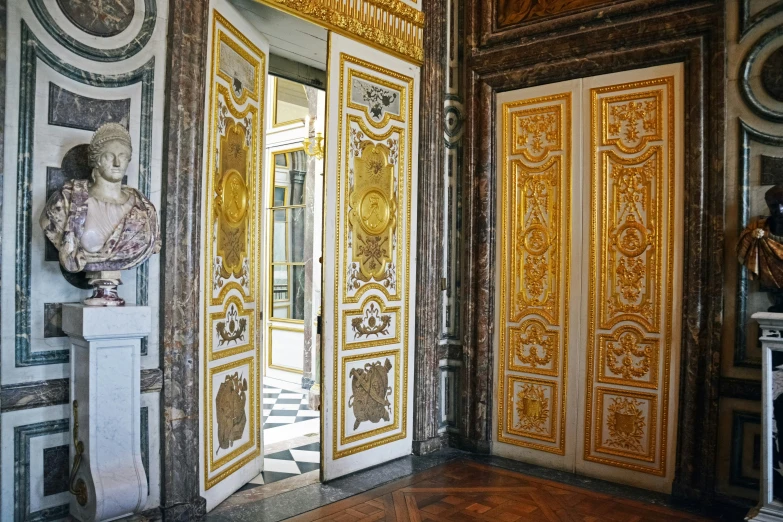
(717, 0), (783, 502)
(1, 0), (169, 517)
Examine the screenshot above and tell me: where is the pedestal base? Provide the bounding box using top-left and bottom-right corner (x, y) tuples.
(63, 304), (150, 522)
(84, 271), (125, 306)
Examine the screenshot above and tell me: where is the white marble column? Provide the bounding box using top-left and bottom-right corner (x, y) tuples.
(749, 312), (783, 522)
(62, 304), (149, 521)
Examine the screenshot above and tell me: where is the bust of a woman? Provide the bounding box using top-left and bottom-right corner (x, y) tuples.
(40, 123), (160, 304)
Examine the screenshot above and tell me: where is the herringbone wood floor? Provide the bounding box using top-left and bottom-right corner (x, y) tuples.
(288, 461), (713, 521)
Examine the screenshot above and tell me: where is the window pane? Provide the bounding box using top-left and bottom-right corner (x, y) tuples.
(273, 77), (309, 126)
(271, 208), (305, 263)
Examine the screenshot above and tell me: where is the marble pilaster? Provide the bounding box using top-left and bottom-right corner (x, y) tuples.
(159, 0), (209, 518)
(412, 0), (447, 456)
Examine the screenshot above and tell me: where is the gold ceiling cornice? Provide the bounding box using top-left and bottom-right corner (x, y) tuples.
(255, 0), (424, 65)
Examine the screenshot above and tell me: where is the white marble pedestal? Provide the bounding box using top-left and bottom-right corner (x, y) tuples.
(749, 312), (783, 521)
(62, 304), (149, 521)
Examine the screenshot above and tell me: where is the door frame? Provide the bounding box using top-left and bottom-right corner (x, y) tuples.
(158, 0), (444, 517)
(459, 0), (725, 503)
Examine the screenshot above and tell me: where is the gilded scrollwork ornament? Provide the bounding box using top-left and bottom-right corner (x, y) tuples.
(348, 140), (397, 282)
(515, 383), (550, 434)
(605, 396), (646, 453)
(351, 302), (392, 338)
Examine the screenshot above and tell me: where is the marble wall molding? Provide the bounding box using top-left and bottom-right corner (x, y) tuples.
(11, 409), (152, 521)
(27, 0), (156, 62)
(460, 0), (724, 502)
(14, 20), (155, 367)
(734, 119), (783, 369)
(412, 0), (446, 456)
(740, 25), (783, 122)
(158, 0), (209, 518)
(13, 418), (69, 522)
(0, 368), (163, 412)
(740, 0), (783, 40)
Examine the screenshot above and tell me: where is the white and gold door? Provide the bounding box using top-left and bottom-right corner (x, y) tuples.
(494, 64), (683, 492)
(322, 33), (419, 480)
(200, 0), (267, 509)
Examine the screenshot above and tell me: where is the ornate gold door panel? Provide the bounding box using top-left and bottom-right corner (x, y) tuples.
(494, 80), (582, 469)
(322, 33), (419, 480)
(200, 1), (268, 509)
(494, 65), (683, 492)
(578, 65), (683, 491)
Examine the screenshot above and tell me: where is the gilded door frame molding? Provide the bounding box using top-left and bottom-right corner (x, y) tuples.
(460, 0), (725, 501)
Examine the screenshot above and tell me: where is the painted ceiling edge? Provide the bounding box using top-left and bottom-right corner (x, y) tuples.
(251, 0), (425, 65)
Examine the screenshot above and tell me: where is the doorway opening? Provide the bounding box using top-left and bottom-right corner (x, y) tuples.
(229, 0), (327, 496)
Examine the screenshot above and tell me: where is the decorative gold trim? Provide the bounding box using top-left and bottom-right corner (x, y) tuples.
(597, 325), (660, 389)
(505, 375), (558, 443)
(336, 350), (403, 458)
(343, 295), (401, 350)
(205, 356), (259, 489)
(497, 92), (571, 457)
(332, 52), (413, 461)
(209, 295), (256, 361)
(507, 320), (559, 377)
(584, 76), (675, 477)
(267, 323), (305, 374)
(203, 10), (266, 491)
(216, 28), (260, 105)
(347, 68), (406, 129)
(594, 387), (657, 464)
(252, 0), (424, 65)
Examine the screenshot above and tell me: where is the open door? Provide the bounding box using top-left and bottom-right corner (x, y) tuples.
(200, 0), (268, 509)
(322, 33), (420, 480)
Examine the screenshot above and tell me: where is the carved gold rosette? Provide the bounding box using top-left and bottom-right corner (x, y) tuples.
(202, 12), (265, 490)
(498, 92), (571, 456)
(585, 75), (677, 477)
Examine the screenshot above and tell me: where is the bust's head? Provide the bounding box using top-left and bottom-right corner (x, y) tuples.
(88, 123), (132, 185)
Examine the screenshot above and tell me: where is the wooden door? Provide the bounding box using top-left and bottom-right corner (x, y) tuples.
(321, 33), (420, 481)
(494, 64), (684, 492)
(200, 0), (268, 509)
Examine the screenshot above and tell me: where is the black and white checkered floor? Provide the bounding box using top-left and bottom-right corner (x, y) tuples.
(240, 384), (320, 489)
(239, 441), (321, 490)
(262, 384), (319, 429)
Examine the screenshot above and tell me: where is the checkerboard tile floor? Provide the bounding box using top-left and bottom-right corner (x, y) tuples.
(262, 385), (320, 429)
(240, 442), (321, 490)
(237, 384), (321, 490)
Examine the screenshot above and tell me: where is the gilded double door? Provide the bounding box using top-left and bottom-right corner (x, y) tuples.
(493, 64), (684, 492)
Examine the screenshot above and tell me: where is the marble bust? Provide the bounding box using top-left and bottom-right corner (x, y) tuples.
(738, 185), (783, 311)
(40, 122), (160, 305)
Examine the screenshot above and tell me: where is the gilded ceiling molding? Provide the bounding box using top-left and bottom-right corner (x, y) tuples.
(255, 0), (424, 64)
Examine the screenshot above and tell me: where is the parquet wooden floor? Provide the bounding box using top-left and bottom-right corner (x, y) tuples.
(287, 461), (713, 522)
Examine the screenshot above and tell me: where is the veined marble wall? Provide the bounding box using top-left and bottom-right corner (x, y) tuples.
(717, 0), (783, 503)
(439, 0), (464, 438)
(0, 0), (168, 518)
